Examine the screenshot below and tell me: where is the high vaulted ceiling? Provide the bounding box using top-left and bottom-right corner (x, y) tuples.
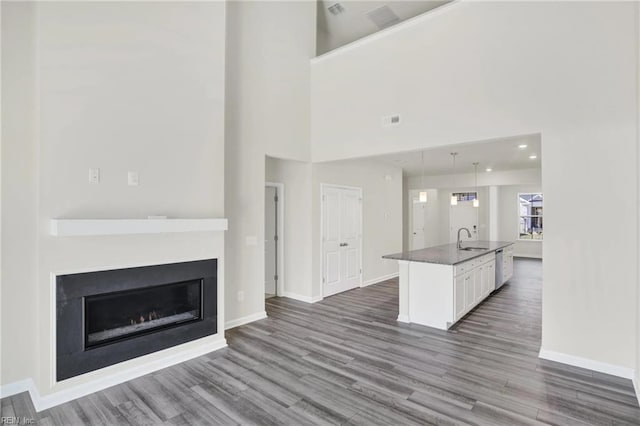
(317, 0), (452, 55)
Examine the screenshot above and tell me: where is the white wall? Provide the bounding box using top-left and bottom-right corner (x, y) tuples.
(405, 170), (542, 258)
(406, 186), (490, 248)
(636, 0), (640, 404)
(2, 1), (228, 396)
(1, 1), (39, 386)
(406, 189), (440, 250)
(311, 159), (403, 298)
(311, 1), (638, 372)
(498, 185), (543, 258)
(265, 157), (314, 301)
(224, 0), (316, 323)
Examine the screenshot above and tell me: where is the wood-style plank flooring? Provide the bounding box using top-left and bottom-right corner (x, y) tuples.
(3, 259), (640, 425)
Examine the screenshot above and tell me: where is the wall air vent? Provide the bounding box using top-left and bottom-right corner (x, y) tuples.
(382, 114), (401, 128)
(328, 3), (345, 16)
(366, 5), (400, 29)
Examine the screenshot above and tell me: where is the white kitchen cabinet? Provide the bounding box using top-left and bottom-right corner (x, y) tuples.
(452, 252), (497, 324)
(395, 243), (514, 330)
(454, 274), (466, 320)
(473, 265), (483, 304)
(465, 271), (475, 311)
(503, 246), (514, 283)
(487, 261), (496, 292)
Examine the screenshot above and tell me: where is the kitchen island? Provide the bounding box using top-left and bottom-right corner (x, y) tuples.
(383, 241), (514, 330)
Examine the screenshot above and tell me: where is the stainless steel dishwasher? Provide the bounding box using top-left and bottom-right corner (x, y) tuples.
(495, 249), (504, 290)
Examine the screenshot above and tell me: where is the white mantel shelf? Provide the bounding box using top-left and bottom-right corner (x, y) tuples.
(50, 219), (228, 237)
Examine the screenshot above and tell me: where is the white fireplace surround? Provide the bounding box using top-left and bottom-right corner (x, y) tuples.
(50, 218), (228, 236)
(0, 219), (232, 411)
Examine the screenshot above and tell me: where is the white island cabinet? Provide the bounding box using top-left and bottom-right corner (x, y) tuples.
(385, 241), (514, 330)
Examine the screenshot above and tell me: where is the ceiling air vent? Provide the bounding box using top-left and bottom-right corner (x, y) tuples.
(366, 5), (400, 29)
(328, 3), (345, 16)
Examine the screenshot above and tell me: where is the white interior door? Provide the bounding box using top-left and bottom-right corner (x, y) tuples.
(322, 186), (362, 297)
(265, 186), (277, 296)
(450, 201), (478, 243)
(411, 198), (426, 250)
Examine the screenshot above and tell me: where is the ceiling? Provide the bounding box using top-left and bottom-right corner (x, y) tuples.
(316, 0), (451, 55)
(371, 134), (542, 177)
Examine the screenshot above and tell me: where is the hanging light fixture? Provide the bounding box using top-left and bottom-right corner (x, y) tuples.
(419, 151), (427, 202)
(473, 162), (480, 207)
(450, 152), (458, 206)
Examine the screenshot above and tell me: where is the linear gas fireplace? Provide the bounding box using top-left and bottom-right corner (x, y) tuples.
(57, 259), (217, 381)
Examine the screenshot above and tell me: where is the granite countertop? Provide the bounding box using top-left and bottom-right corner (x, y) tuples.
(383, 241), (515, 265)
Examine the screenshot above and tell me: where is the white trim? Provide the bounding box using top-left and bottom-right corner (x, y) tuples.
(224, 311), (268, 330)
(281, 291), (323, 304)
(265, 182), (285, 298)
(50, 218), (228, 237)
(539, 348), (635, 379)
(362, 272), (399, 288)
(320, 183), (364, 298)
(0, 379), (37, 400)
(7, 337), (227, 412)
(397, 314), (410, 323)
(633, 375), (640, 406)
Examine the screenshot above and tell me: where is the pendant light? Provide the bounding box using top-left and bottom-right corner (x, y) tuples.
(473, 162), (479, 208)
(419, 151), (427, 202)
(450, 152), (458, 206)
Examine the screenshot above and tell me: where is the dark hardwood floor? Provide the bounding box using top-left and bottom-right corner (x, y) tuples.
(3, 258), (640, 425)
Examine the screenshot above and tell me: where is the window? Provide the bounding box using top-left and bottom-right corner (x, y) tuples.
(451, 192), (477, 202)
(518, 193), (543, 240)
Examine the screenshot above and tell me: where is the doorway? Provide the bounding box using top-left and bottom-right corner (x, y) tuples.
(449, 193), (479, 243)
(410, 196), (426, 250)
(265, 182), (284, 298)
(321, 184), (363, 297)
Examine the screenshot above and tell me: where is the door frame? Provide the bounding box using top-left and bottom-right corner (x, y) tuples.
(265, 182), (285, 297)
(320, 183), (363, 299)
(408, 189), (426, 251)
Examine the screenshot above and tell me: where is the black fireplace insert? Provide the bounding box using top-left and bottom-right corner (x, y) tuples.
(56, 259), (217, 381)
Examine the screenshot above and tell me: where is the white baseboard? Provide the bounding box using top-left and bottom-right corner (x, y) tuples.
(539, 348), (634, 379)
(0, 378), (37, 400)
(633, 375), (640, 406)
(280, 291), (322, 304)
(397, 314), (410, 323)
(362, 272), (399, 287)
(2, 337), (227, 412)
(225, 311), (267, 330)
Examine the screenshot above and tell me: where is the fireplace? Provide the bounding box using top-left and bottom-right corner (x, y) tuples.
(57, 259), (217, 381)
(84, 279), (203, 348)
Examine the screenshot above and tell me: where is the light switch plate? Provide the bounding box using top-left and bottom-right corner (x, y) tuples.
(127, 171), (139, 186)
(89, 168), (100, 184)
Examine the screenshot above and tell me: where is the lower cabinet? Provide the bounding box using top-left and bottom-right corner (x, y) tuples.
(503, 246), (514, 283)
(454, 253), (496, 321)
(403, 247), (511, 330)
(454, 274), (465, 319)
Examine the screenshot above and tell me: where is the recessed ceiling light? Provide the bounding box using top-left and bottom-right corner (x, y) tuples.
(529, 154), (537, 159)
(485, 168), (492, 172)
(519, 144), (528, 149)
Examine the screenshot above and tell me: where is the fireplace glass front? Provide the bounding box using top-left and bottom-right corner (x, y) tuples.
(84, 279), (203, 348)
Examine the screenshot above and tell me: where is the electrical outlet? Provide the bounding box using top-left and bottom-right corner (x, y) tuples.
(89, 168), (100, 184)
(237, 291), (245, 302)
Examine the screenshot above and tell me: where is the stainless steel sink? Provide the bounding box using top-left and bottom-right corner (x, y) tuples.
(459, 246), (489, 251)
